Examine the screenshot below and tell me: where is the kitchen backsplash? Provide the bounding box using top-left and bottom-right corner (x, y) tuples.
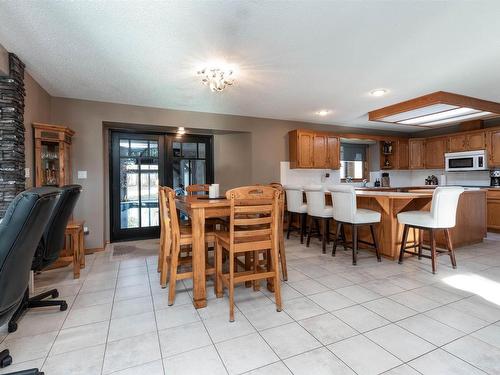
(280, 162), (491, 187)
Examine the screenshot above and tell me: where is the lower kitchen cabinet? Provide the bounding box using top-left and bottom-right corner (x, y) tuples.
(487, 189), (500, 232)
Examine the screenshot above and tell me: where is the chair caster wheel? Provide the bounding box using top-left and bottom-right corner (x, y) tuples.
(8, 322), (17, 333)
(0, 355), (12, 368)
(51, 291), (59, 298)
(60, 302), (68, 311)
(0, 349), (12, 368)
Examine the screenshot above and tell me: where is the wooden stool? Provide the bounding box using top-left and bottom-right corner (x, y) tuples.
(65, 220), (85, 278)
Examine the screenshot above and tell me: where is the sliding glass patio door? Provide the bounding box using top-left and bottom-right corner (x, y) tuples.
(110, 131), (214, 242)
(110, 132), (164, 241)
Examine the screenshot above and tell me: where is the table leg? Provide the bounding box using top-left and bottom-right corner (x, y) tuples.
(79, 229), (85, 268)
(192, 208), (207, 309)
(72, 232), (80, 279)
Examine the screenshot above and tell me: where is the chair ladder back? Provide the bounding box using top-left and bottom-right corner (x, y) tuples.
(186, 184), (210, 196)
(226, 186), (279, 253)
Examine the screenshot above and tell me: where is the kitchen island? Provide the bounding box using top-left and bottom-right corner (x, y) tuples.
(351, 189), (487, 260)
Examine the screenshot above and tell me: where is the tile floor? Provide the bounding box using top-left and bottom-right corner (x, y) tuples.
(1, 233), (500, 374)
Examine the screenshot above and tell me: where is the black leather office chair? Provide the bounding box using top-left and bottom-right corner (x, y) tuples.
(0, 187), (60, 374)
(8, 185), (82, 333)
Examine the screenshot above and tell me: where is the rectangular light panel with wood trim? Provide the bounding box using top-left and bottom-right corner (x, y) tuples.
(368, 91), (500, 127)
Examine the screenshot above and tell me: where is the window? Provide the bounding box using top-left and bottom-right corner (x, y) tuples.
(340, 143), (369, 181)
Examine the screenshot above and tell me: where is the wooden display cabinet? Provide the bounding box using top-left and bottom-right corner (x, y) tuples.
(33, 123), (75, 187)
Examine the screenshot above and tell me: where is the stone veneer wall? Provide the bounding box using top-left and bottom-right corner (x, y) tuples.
(0, 53), (25, 216)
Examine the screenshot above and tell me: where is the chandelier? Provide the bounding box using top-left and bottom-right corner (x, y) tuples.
(197, 66), (235, 92)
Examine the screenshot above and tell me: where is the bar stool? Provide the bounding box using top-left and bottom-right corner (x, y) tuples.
(328, 185), (381, 265)
(397, 187), (464, 274)
(304, 185), (333, 253)
(284, 185), (308, 244)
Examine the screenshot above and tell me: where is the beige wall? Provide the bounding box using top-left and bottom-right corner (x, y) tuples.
(24, 73), (51, 187)
(214, 132), (252, 191)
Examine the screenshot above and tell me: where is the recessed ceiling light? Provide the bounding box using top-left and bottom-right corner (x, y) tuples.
(316, 110), (331, 116)
(370, 89), (388, 97)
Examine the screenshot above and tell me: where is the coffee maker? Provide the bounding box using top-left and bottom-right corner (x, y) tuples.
(491, 170), (500, 187)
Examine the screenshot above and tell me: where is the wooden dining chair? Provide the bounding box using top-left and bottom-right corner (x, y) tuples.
(186, 184), (211, 195)
(214, 185), (282, 322)
(269, 182), (288, 281)
(158, 186), (216, 305)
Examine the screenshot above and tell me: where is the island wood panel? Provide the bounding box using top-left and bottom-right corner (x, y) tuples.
(487, 189), (500, 232)
(350, 194), (432, 259)
(419, 190), (487, 248)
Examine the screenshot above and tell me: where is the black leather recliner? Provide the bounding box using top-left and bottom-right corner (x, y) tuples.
(0, 187), (60, 374)
(8, 185), (82, 333)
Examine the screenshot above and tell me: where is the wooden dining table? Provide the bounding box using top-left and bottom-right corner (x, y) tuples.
(175, 195), (230, 309)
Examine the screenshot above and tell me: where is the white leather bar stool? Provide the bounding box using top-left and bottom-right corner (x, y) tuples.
(328, 185), (381, 265)
(284, 185), (308, 244)
(304, 185), (333, 253)
(397, 187), (464, 274)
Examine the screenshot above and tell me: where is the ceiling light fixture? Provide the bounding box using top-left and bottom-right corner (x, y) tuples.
(316, 110), (331, 116)
(370, 89), (388, 97)
(197, 63), (235, 92)
(177, 127), (186, 135)
(368, 91), (500, 128)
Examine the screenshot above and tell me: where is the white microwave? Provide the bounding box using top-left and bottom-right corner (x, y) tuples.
(445, 150), (488, 172)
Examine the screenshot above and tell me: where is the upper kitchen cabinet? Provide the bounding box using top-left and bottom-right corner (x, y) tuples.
(487, 129), (500, 167)
(380, 139), (409, 170)
(289, 129), (314, 168)
(312, 133), (327, 168)
(424, 137), (447, 169)
(448, 132), (486, 152)
(409, 138), (425, 169)
(397, 139), (409, 170)
(288, 130), (340, 169)
(326, 135), (340, 169)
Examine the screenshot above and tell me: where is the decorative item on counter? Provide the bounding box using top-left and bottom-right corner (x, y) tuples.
(362, 179), (368, 187)
(491, 170), (500, 187)
(209, 183), (220, 198)
(374, 178), (381, 187)
(346, 176), (353, 183)
(381, 172), (390, 187)
(425, 175), (438, 185)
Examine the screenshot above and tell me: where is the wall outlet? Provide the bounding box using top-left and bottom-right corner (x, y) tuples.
(25, 168), (30, 178)
(77, 170), (87, 179)
(83, 226), (89, 235)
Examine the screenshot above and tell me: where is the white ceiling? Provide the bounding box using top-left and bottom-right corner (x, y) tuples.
(1, 1), (500, 133)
